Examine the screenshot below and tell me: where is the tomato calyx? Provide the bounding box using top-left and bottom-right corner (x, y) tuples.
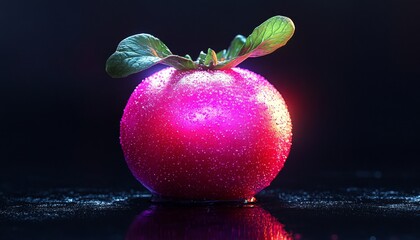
(106, 16), (295, 78)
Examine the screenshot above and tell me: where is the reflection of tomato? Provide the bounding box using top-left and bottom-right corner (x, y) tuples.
(121, 67), (292, 201)
(126, 205), (292, 240)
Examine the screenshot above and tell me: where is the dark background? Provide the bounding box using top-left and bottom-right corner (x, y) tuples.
(1, 0), (419, 191)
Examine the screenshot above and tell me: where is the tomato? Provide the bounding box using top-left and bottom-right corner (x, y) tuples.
(120, 67), (292, 201)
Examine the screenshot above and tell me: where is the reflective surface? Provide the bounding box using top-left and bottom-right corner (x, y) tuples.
(1, 186), (419, 239)
(126, 205), (291, 240)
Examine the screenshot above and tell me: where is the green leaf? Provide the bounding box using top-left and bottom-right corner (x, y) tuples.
(214, 15), (295, 69)
(106, 34), (196, 78)
(197, 51), (207, 64)
(204, 48), (218, 66)
(226, 35), (246, 59)
(216, 49), (227, 61)
(240, 15), (295, 57)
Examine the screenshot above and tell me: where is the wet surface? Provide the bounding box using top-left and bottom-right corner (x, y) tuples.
(1, 187), (419, 239)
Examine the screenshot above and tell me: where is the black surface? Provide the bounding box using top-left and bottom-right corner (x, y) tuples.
(1, 186), (419, 239)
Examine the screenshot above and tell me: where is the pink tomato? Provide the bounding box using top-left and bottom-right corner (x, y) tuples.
(120, 67), (292, 201)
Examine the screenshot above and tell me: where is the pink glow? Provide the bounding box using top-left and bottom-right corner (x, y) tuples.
(120, 67), (292, 200)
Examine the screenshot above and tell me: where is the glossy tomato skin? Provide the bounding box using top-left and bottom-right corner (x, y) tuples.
(120, 67), (292, 201)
